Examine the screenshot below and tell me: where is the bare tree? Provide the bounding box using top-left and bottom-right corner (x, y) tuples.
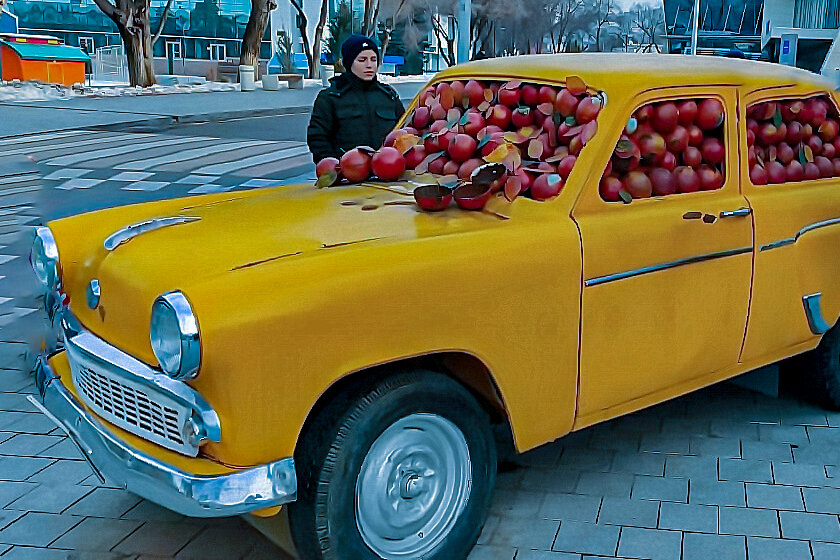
(550, 0), (584, 52)
(592, 0), (616, 51)
(632, 3), (664, 52)
(241, 0), (277, 76)
(93, 0), (156, 86)
(429, 10), (457, 66)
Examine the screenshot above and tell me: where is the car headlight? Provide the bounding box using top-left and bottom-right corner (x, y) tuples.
(150, 291), (201, 380)
(31, 227), (60, 291)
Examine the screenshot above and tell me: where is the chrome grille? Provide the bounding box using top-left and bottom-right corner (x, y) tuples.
(75, 367), (185, 447)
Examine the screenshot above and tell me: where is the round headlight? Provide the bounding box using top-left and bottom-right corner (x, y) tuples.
(31, 227), (59, 290)
(150, 291), (201, 380)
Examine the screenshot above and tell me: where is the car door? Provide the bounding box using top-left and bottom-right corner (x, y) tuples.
(740, 89), (840, 364)
(572, 86), (754, 425)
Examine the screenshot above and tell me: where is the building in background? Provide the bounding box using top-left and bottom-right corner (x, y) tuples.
(762, 0), (840, 85)
(664, 0), (840, 87)
(7, 0), (271, 79)
(663, 0), (765, 58)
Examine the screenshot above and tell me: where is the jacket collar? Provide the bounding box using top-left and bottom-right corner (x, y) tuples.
(329, 72), (393, 98)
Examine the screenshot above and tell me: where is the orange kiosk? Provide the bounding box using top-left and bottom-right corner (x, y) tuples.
(0, 34), (89, 86)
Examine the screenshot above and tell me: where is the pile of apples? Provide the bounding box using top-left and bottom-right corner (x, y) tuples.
(746, 95), (840, 185)
(600, 98), (727, 202)
(381, 77), (602, 203)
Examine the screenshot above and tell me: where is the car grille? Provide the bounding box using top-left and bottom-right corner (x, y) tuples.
(75, 366), (185, 446)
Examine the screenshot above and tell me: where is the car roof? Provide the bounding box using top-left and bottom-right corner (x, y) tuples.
(435, 53), (833, 93)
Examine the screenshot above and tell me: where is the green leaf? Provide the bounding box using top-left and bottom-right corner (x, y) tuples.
(773, 107), (783, 128)
(460, 112), (471, 125)
(477, 134), (491, 150)
(618, 188), (632, 204)
(565, 116), (577, 126)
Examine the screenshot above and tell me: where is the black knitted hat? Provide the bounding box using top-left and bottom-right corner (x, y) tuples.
(341, 34), (379, 70)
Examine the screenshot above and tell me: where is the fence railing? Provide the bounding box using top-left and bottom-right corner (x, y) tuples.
(93, 44), (129, 83)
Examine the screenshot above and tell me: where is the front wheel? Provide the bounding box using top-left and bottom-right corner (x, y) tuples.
(785, 324), (840, 409)
(289, 370), (496, 560)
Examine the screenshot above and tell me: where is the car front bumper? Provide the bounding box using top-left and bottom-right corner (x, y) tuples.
(31, 350), (298, 518)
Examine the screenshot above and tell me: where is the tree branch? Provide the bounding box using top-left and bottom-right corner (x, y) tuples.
(92, 0), (119, 23)
(152, 0), (174, 46)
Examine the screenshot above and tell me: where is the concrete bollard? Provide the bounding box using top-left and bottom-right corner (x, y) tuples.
(239, 65), (255, 91)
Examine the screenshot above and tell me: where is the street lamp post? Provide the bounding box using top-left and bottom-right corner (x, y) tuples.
(691, 0), (700, 55)
(456, 0), (470, 63)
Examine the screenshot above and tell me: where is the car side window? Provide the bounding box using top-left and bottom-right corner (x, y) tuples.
(600, 97), (727, 202)
(746, 94), (840, 185)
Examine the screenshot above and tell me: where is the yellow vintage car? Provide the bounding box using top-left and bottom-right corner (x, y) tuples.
(29, 54), (840, 559)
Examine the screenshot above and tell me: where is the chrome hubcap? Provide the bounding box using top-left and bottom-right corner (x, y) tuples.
(355, 413), (472, 559)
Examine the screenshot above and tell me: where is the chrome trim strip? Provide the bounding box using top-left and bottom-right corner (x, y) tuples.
(62, 312), (220, 454)
(584, 246), (753, 287)
(760, 217), (840, 252)
(803, 293), (832, 335)
(104, 216), (201, 251)
(30, 356), (297, 517)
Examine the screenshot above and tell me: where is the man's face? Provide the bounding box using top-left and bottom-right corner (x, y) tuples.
(351, 49), (378, 81)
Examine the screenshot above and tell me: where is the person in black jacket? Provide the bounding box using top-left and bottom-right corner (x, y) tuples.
(307, 35), (405, 163)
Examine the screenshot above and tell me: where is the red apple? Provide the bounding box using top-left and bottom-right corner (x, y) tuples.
(384, 128), (408, 148)
(555, 89), (580, 117)
(697, 165), (724, 191)
(697, 98), (725, 130)
(750, 164), (768, 185)
(819, 119), (839, 142)
(649, 167), (677, 196)
(777, 142), (795, 164)
(442, 159), (460, 175)
(805, 162), (821, 180)
(448, 133), (478, 163)
(665, 126), (689, 153)
(765, 160), (786, 184)
(687, 125), (704, 147)
(824, 143), (837, 159)
(511, 107), (535, 128)
(758, 123), (778, 147)
(661, 151), (678, 171)
(816, 156), (834, 178)
(674, 166), (700, 193)
(683, 146), (703, 168)
(809, 98), (829, 127)
(371, 147), (406, 181)
(652, 102), (679, 133)
(556, 155), (577, 179)
(576, 97), (602, 124)
(521, 84), (539, 106)
(498, 86), (521, 107)
(538, 86), (557, 104)
(639, 133), (667, 163)
(785, 161), (804, 182)
(340, 148), (372, 182)
(404, 145), (427, 169)
(833, 158), (840, 176)
(701, 138), (725, 165)
(463, 110), (486, 137)
(623, 170), (653, 199)
(449, 80), (465, 105)
(457, 158), (484, 180)
(315, 157), (341, 186)
(428, 156), (448, 175)
(677, 100), (698, 126)
(486, 105), (512, 129)
(464, 80), (486, 107)
(412, 106), (431, 129)
(514, 168), (534, 192)
(424, 130), (453, 153)
(808, 135), (824, 154)
(600, 174), (623, 201)
(532, 173), (564, 201)
(480, 133), (506, 157)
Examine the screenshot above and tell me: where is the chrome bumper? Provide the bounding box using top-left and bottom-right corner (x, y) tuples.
(31, 354), (297, 517)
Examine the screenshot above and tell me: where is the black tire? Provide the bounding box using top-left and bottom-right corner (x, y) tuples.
(785, 325), (840, 409)
(288, 370), (496, 560)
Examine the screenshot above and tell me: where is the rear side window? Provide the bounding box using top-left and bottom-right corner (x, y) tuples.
(746, 94), (840, 185)
(600, 97), (727, 202)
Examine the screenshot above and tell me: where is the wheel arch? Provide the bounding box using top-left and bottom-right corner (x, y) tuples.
(293, 352), (515, 460)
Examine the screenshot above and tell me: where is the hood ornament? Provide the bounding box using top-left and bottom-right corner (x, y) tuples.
(104, 216), (201, 251)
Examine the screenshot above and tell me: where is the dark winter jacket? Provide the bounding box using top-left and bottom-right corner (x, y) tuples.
(307, 72), (405, 163)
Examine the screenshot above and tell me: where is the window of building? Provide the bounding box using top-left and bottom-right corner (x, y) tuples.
(747, 94), (840, 185)
(208, 43), (226, 61)
(600, 97), (727, 202)
(78, 36), (94, 55)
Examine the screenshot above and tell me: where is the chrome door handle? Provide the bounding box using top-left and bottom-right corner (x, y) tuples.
(719, 207), (752, 218)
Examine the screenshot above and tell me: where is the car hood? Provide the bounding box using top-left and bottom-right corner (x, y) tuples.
(51, 182), (513, 360)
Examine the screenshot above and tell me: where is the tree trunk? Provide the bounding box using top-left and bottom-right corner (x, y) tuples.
(289, 0), (314, 78)
(310, 0), (329, 80)
(241, 0), (278, 79)
(93, 0), (156, 87)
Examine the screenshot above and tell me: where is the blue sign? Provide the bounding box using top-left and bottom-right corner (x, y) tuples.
(782, 40), (789, 54)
